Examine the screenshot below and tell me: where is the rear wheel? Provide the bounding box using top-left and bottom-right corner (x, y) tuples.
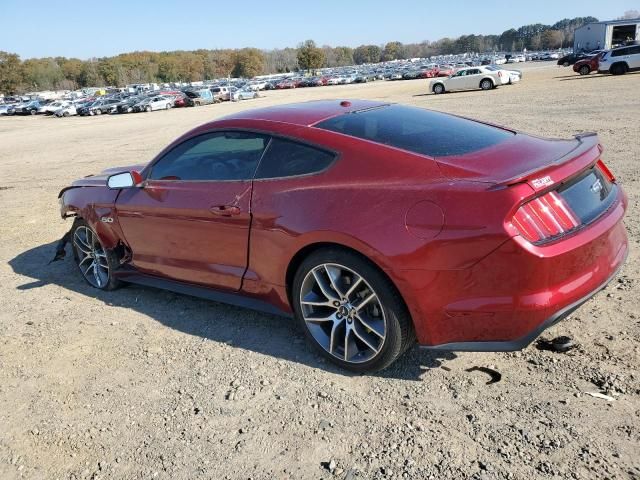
(71, 220), (121, 290)
(611, 63), (627, 75)
(145, 105), (152, 112)
(480, 78), (493, 90)
(292, 248), (414, 372)
(63, 111), (70, 117)
(432, 83), (445, 94)
(30, 109), (37, 115)
(563, 61), (569, 67)
(579, 65), (590, 76)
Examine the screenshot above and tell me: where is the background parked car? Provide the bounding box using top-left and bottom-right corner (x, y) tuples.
(133, 96), (172, 112)
(54, 104), (77, 117)
(210, 86), (232, 100)
(185, 89), (215, 106)
(0, 104), (16, 115)
(14, 100), (41, 115)
(41, 100), (72, 115)
(231, 87), (259, 101)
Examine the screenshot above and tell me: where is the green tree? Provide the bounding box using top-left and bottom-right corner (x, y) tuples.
(296, 40), (325, 71)
(353, 44), (381, 64)
(233, 48), (265, 78)
(382, 41), (405, 61)
(333, 46), (354, 66)
(0, 51), (23, 93)
(541, 30), (564, 49)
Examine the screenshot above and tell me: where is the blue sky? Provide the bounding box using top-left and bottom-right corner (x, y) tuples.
(0, 0), (637, 58)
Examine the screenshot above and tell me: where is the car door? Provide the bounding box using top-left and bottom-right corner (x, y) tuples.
(463, 69), (481, 89)
(115, 131), (270, 290)
(628, 45), (640, 69)
(446, 70), (467, 90)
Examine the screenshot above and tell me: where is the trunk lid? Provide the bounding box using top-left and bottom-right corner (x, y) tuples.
(435, 132), (601, 191)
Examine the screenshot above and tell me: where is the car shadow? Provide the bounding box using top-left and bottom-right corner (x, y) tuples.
(556, 72), (640, 81)
(9, 241), (456, 380)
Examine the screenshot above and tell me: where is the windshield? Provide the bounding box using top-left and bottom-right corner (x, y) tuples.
(316, 104), (514, 157)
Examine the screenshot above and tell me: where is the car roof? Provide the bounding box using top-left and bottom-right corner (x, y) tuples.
(220, 99), (388, 127)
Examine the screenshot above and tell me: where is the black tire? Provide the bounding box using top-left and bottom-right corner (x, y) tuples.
(579, 65), (590, 76)
(95, 109), (102, 115)
(292, 248), (414, 372)
(563, 61), (569, 67)
(432, 83), (445, 94)
(71, 219), (121, 291)
(63, 111), (70, 117)
(165, 103), (170, 110)
(611, 63), (627, 75)
(30, 109), (37, 115)
(480, 78), (493, 90)
(145, 105), (152, 112)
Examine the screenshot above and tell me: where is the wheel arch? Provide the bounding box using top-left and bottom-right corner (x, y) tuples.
(284, 241), (414, 330)
(432, 81), (445, 92)
(480, 76), (495, 88)
(611, 61), (629, 73)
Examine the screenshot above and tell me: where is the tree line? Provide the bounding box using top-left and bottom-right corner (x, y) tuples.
(0, 16), (597, 94)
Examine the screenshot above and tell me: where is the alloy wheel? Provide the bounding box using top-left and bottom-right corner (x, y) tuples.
(299, 263), (386, 363)
(73, 226), (110, 288)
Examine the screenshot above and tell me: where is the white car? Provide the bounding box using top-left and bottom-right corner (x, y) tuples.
(54, 104), (78, 117)
(134, 96), (172, 112)
(231, 88), (259, 101)
(40, 100), (72, 115)
(485, 65), (522, 84)
(598, 44), (640, 75)
(430, 66), (509, 94)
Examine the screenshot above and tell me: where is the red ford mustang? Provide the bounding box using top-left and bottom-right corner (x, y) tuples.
(57, 100), (628, 372)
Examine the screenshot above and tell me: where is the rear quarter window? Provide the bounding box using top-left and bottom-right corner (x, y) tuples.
(316, 104), (513, 157)
(255, 138), (335, 179)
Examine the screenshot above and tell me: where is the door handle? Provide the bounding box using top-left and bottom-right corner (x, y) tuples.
(210, 205), (241, 216)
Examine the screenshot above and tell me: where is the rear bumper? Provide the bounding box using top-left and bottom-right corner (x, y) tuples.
(400, 189), (628, 349)
(420, 249), (627, 351)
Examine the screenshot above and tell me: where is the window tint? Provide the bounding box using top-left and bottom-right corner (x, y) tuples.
(630, 46), (640, 54)
(612, 47), (629, 57)
(317, 105), (514, 157)
(150, 132), (268, 181)
(255, 138), (335, 179)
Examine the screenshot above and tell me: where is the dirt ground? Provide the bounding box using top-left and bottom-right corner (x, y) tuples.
(0, 62), (639, 480)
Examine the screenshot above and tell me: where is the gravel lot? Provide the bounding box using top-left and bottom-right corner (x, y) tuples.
(1, 62), (639, 480)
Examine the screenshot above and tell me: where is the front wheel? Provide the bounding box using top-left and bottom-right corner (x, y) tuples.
(71, 220), (121, 290)
(30, 109), (37, 115)
(292, 248), (414, 372)
(145, 105), (152, 112)
(579, 65), (590, 76)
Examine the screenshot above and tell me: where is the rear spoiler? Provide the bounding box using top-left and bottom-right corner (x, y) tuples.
(494, 132), (600, 188)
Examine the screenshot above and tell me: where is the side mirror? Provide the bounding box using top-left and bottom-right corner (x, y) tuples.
(107, 170), (143, 189)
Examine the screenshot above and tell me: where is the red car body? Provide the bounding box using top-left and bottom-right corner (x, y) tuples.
(58, 100), (628, 351)
(573, 52), (604, 75)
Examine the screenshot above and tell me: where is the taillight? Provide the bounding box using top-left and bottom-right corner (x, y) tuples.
(596, 159), (615, 183)
(512, 191), (580, 243)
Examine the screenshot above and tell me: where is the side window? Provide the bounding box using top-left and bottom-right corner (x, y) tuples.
(612, 48), (628, 57)
(255, 138), (335, 179)
(630, 46), (640, 55)
(149, 132), (268, 181)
